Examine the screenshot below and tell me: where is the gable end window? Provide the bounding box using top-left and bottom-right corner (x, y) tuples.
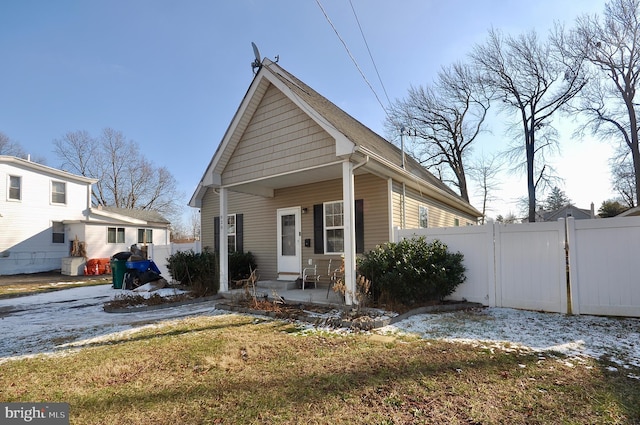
(8, 175), (21, 200)
(52, 221), (65, 244)
(137, 229), (153, 244)
(108, 227), (125, 244)
(314, 200), (364, 254)
(51, 181), (66, 204)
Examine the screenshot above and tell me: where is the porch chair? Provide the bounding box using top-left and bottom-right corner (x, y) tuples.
(301, 260), (320, 290)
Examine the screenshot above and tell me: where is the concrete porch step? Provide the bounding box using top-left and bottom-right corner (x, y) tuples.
(256, 280), (299, 291)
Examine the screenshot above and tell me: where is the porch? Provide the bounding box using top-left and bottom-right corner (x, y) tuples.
(225, 279), (345, 306)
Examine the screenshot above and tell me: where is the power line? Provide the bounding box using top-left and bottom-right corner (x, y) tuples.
(315, 0), (388, 116)
(349, 0), (392, 108)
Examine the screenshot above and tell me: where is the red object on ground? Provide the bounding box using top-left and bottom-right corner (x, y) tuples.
(85, 258), (111, 275)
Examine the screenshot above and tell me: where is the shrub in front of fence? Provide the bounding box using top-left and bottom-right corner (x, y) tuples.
(166, 248), (219, 296)
(358, 237), (466, 306)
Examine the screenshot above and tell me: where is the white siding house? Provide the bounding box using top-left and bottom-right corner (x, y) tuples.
(0, 156), (96, 275)
(0, 156), (171, 275)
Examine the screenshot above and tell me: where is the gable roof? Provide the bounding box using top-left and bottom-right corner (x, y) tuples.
(190, 59), (480, 217)
(0, 155), (98, 185)
(542, 204), (594, 221)
(89, 206), (170, 226)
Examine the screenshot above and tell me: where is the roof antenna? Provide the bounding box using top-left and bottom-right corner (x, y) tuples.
(251, 42), (262, 74)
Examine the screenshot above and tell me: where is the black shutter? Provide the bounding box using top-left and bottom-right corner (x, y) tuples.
(214, 216), (220, 254)
(313, 204), (323, 254)
(355, 199), (364, 254)
(236, 214), (243, 253)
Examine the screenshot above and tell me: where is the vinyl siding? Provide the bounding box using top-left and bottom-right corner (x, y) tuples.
(0, 162), (91, 274)
(222, 84), (336, 185)
(200, 173), (389, 280)
(392, 182), (477, 229)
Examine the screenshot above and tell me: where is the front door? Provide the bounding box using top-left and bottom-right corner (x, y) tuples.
(277, 207), (301, 280)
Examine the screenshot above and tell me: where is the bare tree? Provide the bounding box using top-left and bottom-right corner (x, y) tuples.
(0, 132), (26, 158)
(563, 0), (640, 207)
(611, 154), (637, 207)
(468, 153), (502, 224)
(471, 28), (586, 222)
(386, 62), (490, 202)
(54, 128), (184, 218)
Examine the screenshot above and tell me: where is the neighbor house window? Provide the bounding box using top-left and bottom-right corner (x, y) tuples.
(52, 221), (65, 243)
(419, 205), (429, 228)
(51, 181), (66, 204)
(324, 201), (344, 254)
(107, 227), (125, 244)
(227, 214), (236, 252)
(8, 175), (21, 200)
(137, 228), (153, 244)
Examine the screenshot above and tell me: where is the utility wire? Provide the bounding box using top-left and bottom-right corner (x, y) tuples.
(349, 0), (392, 108)
(315, 0), (388, 116)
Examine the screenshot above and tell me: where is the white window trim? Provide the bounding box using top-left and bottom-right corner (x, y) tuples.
(107, 227), (125, 244)
(52, 221), (65, 244)
(137, 228), (153, 244)
(51, 180), (66, 205)
(227, 214), (236, 252)
(324, 200), (344, 254)
(7, 175), (21, 201)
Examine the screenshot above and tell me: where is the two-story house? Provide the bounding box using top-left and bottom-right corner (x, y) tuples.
(0, 155), (171, 276)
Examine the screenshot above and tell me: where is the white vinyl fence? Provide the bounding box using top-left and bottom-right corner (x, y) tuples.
(396, 217), (640, 318)
(146, 241), (202, 282)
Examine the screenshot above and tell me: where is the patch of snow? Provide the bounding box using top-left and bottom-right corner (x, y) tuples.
(379, 308), (640, 371)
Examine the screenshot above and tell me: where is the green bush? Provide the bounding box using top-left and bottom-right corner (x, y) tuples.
(229, 251), (257, 282)
(166, 248), (219, 296)
(357, 237), (466, 305)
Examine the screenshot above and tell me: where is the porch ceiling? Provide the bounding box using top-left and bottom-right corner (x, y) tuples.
(227, 162), (367, 197)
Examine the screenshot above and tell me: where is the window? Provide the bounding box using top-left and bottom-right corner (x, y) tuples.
(137, 228), (153, 244)
(454, 218), (460, 227)
(51, 181), (66, 204)
(227, 214), (236, 252)
(324, 201), (344, 254)
(419, 205), (429, 228)
(213, 214), (243, 254)
(107, 227), (125, 244)
(52, 221), (65, 243)
(8, 175), (21, 200)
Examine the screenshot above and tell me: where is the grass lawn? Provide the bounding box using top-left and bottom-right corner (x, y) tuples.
(1, 314), (638, 424)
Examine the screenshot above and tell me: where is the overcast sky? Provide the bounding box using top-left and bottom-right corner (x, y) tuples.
(0, 0), (613, 220)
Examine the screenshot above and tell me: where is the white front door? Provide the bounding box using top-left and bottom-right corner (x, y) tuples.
(277, 207), (301, 280)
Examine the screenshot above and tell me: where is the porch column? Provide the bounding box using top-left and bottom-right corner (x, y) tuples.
(342, 160), (356, 305)
(219, 187), (229, 292)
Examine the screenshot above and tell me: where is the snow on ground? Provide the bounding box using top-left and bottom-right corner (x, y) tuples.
(1, 284), (639, 378)
(0, 284), (225, 364)
(380, 307), (640, 375)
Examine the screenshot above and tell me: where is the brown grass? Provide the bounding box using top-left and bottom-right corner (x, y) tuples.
(1, 314), (638, 424)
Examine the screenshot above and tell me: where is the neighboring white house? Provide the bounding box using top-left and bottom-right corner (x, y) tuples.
(65, 206), (171, 262)
(0, 155), (171, 275)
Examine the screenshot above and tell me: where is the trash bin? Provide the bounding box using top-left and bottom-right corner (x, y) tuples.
(111, 259), (127, 289)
